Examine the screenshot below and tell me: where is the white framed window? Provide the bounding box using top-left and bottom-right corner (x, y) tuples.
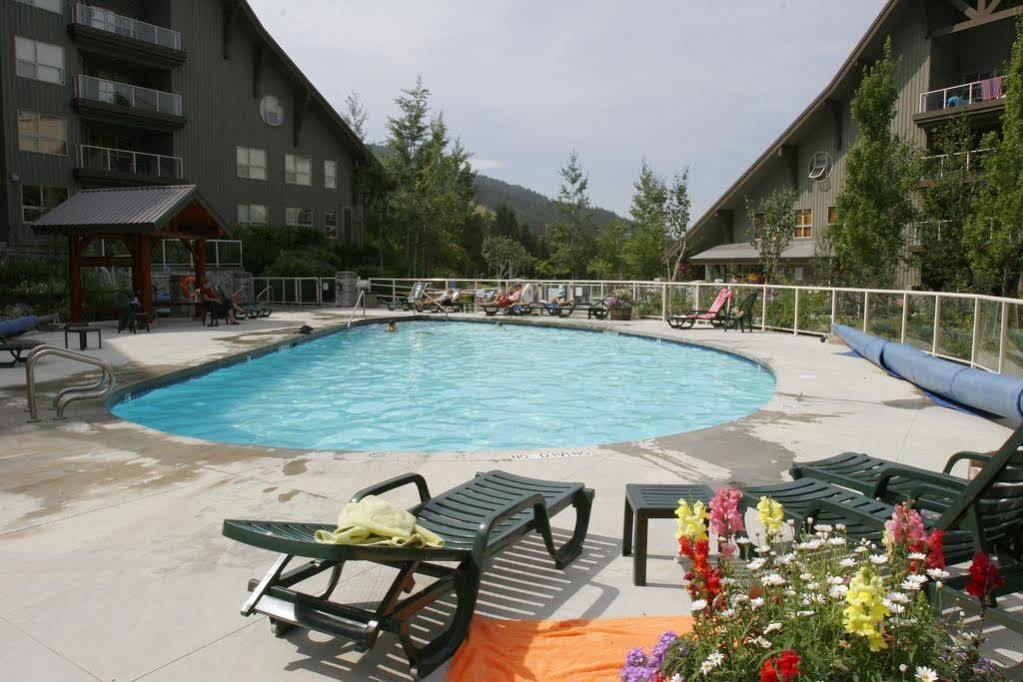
(15, 36), (65, 84)
(236, 146), (267, 180)
(286, 207), (313, 227)
(15, 0), (63, 14)
(22, 185), (68, 223)
(324, 160), (337, 189)
(285, 154), (311, 186)
(237, 204), (267, 225)
(325, 210), (338, 238)
(18, 111), (67, 155)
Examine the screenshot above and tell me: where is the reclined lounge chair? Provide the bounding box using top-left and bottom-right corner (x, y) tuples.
(667, 288), (732, 329)
(114, 292), (150, 333)
(387, 281), (428, 312)
(579, 295), (612, 320)
(0, 316), (44, 367)
(223, 470), (594, 679)
(723, 291), (758, 333)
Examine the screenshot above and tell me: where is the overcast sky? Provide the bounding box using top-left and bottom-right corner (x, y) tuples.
(248, 0), (888, 220)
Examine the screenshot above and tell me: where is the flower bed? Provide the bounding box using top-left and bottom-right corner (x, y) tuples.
(621, 491), (1005, 682)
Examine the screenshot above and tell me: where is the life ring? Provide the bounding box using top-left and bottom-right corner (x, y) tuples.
(181, 276), (197, 299)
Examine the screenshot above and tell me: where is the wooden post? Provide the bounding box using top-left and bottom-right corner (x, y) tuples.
(68, 234), (83, 323)
(196, 237), (207, 319)
(138, 236), (153, 321)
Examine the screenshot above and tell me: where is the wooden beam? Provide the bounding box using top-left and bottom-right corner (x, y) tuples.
(69, 235), (83, 323)
(222, 0), (240, 60)
(293, 89), (310, 147)
(988, 0), (1005, 12)
(946, 0), (979, 19)
(934, 4), (1023, 35)
(138, 237), (153, 321)
(826, 99), (844, 150)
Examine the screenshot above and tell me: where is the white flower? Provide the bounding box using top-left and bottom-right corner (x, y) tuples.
(908, 552), (927, 561)
(748, 558), (767, 571)
(884, 600), (905, 614)
(799, 572), (813, 581)
(854, 545), (869, 554)
(777, 552), (797, 565)
(750, 597), (765, 610)
(736, 536), (752, 545)
(752, 636), (772, 649)
(700, 652), (725, 675)
(886, 592), (910, 604)
(671, 675), (684, 682)
(720, 577), (736, 586)
(764, 622), (782, 634)
(829, 584), (849, 599)
(761, 573), (786, 587)
(899, 663), (908, 672)
(901, 576), (926, 592)
(836, 523), (847, 531)
(689, 599), (708, 613)
(756, 544), (772, 555)
(797, 539), (823, 551)
(814, 523), (833, 533)
(731, 593), (748, 605)
(783, 589), (796, 597)
(795, 609), (814, 616)
(719, 608), (735, 618)
(828, 537), (846, 546)
(827, 576), (845, 585)
(869, 554), (888, 565)
(926, 568), (951, 581)
(805, 581), (820, 591)
(915, 666), (938, 682)
(839, 557), (857, 568)
(935, 581), (943, 590)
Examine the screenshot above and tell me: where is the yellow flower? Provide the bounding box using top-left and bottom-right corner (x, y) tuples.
(756, 496), (785, 536)
(675, 499), (708, 541)
(843, 567), (890, 651)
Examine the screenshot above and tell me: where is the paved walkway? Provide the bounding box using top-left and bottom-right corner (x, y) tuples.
(0, 308), (1017, 680)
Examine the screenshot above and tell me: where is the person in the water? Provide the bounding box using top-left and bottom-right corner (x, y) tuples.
(386, 322), (397, 332)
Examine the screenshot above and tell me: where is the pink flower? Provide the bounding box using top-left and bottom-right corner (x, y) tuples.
(709, 487), (745, 539)
(883, 503), (925, 552)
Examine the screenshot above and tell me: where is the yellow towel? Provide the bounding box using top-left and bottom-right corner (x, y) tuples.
(314, 495), (444, 548)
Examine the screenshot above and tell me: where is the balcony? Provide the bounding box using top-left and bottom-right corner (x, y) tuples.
(74, 75), (185, 130)
(75, 145), (184, 186)
(914, 77), (1005, 129)
(70, 4), (185, 68)
(921, 147), (993, 182)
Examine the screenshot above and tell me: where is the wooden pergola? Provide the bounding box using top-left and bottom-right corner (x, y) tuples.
(32, 185), (229, 323)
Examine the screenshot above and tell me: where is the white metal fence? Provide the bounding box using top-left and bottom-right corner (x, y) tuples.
(253, 277), (336, 306)
(365, 277), (1023, 377)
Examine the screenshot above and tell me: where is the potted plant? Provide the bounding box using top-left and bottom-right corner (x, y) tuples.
(608, 290), (634, 321)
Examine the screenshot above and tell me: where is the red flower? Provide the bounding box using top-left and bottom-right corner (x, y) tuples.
(777, 650), (800, 680)
(965, 551), (1005, 599)
(926, 530), (946, 570)
(760, 658), (780, 682)
(679, 537), (694, 560)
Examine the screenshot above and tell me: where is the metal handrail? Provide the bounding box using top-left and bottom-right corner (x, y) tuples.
(76, 74), (182, 116)
(78, 144), (183, 179)
(256, 285), (273, 305)
(73, 3), (182, 50)
(919, 75), (1004, 113)
(26, 346), (116, 422)
(347, 289), (367, 328)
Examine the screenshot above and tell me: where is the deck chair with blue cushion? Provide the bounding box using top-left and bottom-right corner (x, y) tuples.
(223, 470), (594, 679)
(0, 316), (44, 367)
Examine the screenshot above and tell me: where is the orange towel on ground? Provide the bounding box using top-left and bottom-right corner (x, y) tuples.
(446, 615), (693, 682)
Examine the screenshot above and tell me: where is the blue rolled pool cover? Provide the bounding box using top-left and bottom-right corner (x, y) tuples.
(832, 323), (1023, 422)
(0, 316), (39, 338)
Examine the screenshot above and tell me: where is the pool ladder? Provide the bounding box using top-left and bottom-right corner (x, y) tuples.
(347, 289), (367, 328)
(25, 345), (116, 422)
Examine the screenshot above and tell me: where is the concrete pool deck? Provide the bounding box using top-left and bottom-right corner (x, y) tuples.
(0, 308), (1018, 680)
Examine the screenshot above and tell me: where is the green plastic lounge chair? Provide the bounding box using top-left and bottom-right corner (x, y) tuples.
(223, 470), (594, 679)
(0, 316), (44, 367)
(723, 291), (758, 333)
(667, 288), (733, 329)
(113, 292), (150, 333)
(790, 423), (1023, 515)
(583, 296), (612, 320)
(387, 281), (428, 311)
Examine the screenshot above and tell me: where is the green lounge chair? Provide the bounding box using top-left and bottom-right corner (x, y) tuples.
(790, 423), (1023, 515)
(0, 316), (44, 367)
(723, 291), (758, 333)
(223, 470), (594, 679)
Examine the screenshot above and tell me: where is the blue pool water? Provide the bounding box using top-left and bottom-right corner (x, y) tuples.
(112, 321), (775, 452)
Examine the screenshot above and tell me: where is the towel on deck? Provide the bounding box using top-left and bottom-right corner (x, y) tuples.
(313, 495), (444, 548)
(446, 615), (693, 681)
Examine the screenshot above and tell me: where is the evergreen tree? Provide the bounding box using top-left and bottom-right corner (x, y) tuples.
(832, 37), (919, 287)
(493, 202), (520, 239)
(746, 187), (797, 284)
(966, 18), (1023, 296)
(589, 217), (628, 279)
(623, 161), (669, 279)
(664, 170), (692, 281)
(548, 150), (596, 277)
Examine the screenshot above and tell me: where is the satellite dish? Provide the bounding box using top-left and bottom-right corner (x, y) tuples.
(808, 151), (833, 180)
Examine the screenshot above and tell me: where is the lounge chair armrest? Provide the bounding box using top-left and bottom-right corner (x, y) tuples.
(942, 451), (993, 475)
(471, 493), (548, 565)
(351, 473), (431, 504)
(871, 466), (962, 499)
(801, 496), (887, 530)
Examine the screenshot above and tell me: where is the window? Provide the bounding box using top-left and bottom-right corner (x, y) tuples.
(324, 160), (337, 189)
(15, 0), (63, 14)
(236, 146), (267, 180)
(325, 210), (338, 238)
(286, 207), (313, 227)
(827, 206), (838, 225)
(18, 111), (67, 155)
(22, 185), (68, 223)
(15, 37), (64, 84)
(794, 209), (813, 239)
(237, 204), (267, 225)
(285, 154), (311, 186)
(260, 95), (284, 127)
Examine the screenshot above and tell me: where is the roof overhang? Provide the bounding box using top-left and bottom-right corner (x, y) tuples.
(690, 240), (818, 262)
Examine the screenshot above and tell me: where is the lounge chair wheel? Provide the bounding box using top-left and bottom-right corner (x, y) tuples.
(270, 618), (295, 638)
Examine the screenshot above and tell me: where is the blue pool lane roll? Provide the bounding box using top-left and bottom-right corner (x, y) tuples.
(832, 324), (1023, 423)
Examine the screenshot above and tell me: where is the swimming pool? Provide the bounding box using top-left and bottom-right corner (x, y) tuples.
(112, 321), (776, 452)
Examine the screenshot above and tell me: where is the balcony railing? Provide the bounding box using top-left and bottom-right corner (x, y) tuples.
(78, 145), (183, 179)
(73, 3), (181, 51)
(76, 75), (182, 117)
(919, 76), (1005, 113)
(921, 147), (993, 177)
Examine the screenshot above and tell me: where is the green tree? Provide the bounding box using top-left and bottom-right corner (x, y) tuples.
(588, 217), (628, 279)
(623, 160), (669, 279)
(966, 19), (1023, 296)
(915, 117), (977, 291)
(746, 187), (797, 283)
(548, 150), (596, 277)
(342, 90), (368, 141)
(664, 170), (692, 281)
(482, 235), (533, 279)
(832, 37), (919, 287)
(493, 202), (520, 239)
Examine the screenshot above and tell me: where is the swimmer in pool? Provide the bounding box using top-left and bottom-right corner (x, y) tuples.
(386, 322), (397, 332)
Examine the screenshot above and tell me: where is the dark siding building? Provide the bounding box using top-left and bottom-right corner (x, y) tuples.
(0, 0), (370, 255)
(686, 0), (1023, 287)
